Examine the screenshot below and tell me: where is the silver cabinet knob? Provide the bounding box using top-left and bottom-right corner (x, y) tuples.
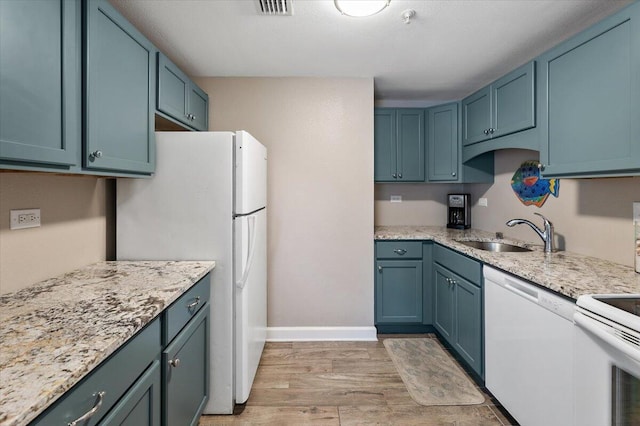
(90, 150), (103, 159)
(483, 129), (489, 135)
(191, 115), (196, 121)
(451, 172), (456, 177)
(392, 173), (397, 178)
(378, 265), (383, 272)
(489, 128), (495, 134)
(169, 358), (181, 368)
(398, 173), (402, 178)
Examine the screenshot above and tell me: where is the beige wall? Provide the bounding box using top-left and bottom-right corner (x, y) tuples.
(194, 77), (375, 327)
(0, 174), (108, 294)
(375, 183), (464, 226)
(467, 149), (640, 267)
(375, 149), (639, 267)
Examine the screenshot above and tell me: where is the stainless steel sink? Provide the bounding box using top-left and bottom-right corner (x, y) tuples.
(456, 240), (532, 253)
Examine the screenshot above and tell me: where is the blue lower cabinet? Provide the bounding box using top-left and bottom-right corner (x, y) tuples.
(433, 245), (483, 379)
(433, 264), (455, 341)
(101, 360), (161, 426)
(163, 303), (209, 426)
(376, 260), (423, 324)
(30, 319), (162, 426)
(452, 275), (482, 376)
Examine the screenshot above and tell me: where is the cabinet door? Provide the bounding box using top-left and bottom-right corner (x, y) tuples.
(163, 304), (209, 426)
(375, 260), (423, 324)
(396, 109), (425, 182)
(374, 109), (397, 182)
(0, 0), (80, 166)
(492, 61), (535, 139)
(453, 276), (483, 377)
(101, 360), (161, 426)
(85, 0), (155, 174)
(427, 103), (459, 182)
(157, 52), (189, 126)
(461, 86), (491, 146)
(538, 3), (640, 177)
(188, 84), (209, 131)
(433, 264), (455, 343)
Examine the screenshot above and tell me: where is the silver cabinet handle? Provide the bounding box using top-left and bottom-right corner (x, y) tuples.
(191, 115), (196, 121)
(169, 358), (181, 368)
(68, 391), (106, 426)
(489, 128), (495, 134)
(378, 265), (383, 272)
(483, 129), (489, 135)
(451, 172), (456, 177)
(398, 173), (402, 178)
(90, 150), (103, 159)
(393, 249), (407, 255)
(187, 296), (200, 311)
(392, 173), (397, 178)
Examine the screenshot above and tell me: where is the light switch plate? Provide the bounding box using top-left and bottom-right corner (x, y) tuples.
(478, 198), (488, 207)
(390, 195), (402, 203)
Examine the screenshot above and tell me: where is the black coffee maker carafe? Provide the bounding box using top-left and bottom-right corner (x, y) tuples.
(447, 194), (470, 229)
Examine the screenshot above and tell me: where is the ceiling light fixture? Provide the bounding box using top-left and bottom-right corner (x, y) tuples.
(334, 0), (390, 18)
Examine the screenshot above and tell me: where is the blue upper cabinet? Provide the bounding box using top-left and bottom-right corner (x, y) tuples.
(84, 0), (156, 174)
(374, 108), (425, 182)
(461, 87), (491, 146)
(538, 2), (640, 178)
(374, 109), (397, 182)
(427, 103), (459, 181)
(0, 0), (80, 168)
(462, 61), (535, 147)
(157, 53), (209, 131)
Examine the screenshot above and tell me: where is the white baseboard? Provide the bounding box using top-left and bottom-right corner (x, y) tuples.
(266, 326), (378, 342)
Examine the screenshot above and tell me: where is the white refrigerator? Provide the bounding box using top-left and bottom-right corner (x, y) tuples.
(116, 131), (267, 414)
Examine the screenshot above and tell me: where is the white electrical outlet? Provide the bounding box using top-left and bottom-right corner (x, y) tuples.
(478, 198), (488, 207)
(390, 195), (402, 203)
(10, 209), (41, 230)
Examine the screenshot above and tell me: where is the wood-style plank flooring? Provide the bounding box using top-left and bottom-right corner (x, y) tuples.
(199, 335), (517, 425)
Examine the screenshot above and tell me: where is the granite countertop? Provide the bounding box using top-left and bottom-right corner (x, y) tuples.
(0, 260), (215, 426)
(375, 225), (640, 299)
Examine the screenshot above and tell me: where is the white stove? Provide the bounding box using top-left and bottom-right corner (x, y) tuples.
(574, 294), (640, 426)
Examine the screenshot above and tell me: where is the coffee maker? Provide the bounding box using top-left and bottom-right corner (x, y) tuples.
(447, 194), (471, 229)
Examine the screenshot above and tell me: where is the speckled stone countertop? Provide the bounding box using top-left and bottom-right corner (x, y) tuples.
(0, 260), (215, 426)
(376, 226), (640, 299)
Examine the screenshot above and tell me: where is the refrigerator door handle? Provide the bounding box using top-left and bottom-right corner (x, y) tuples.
(236, 214), (257, 289)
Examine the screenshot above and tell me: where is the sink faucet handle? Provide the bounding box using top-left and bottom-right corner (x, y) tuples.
(533, 212), (553, 227)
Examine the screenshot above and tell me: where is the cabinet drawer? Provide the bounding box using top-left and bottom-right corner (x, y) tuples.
(434, 244), (482, 285)
(32, 318), (161, 426)
(164, 273), (210, 344)
(376, 241), (423, 259)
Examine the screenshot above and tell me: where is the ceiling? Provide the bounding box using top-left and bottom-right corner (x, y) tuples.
(110, 0), (632, 102)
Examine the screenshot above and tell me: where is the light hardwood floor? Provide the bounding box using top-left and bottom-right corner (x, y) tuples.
(199, 335), (517, 425)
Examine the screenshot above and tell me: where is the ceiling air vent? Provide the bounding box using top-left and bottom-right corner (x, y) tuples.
(257, 0), (293, 16)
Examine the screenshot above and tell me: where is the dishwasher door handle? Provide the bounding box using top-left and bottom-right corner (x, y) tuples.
(503, 279), (539, 304)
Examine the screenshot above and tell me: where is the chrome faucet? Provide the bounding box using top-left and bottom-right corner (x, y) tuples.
(506, 212), (555, 253)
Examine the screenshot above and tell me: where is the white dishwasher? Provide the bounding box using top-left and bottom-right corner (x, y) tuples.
(484, 266), (575, 426)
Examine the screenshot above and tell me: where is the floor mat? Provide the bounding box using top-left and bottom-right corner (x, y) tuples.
(383, 338), (485, 406)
